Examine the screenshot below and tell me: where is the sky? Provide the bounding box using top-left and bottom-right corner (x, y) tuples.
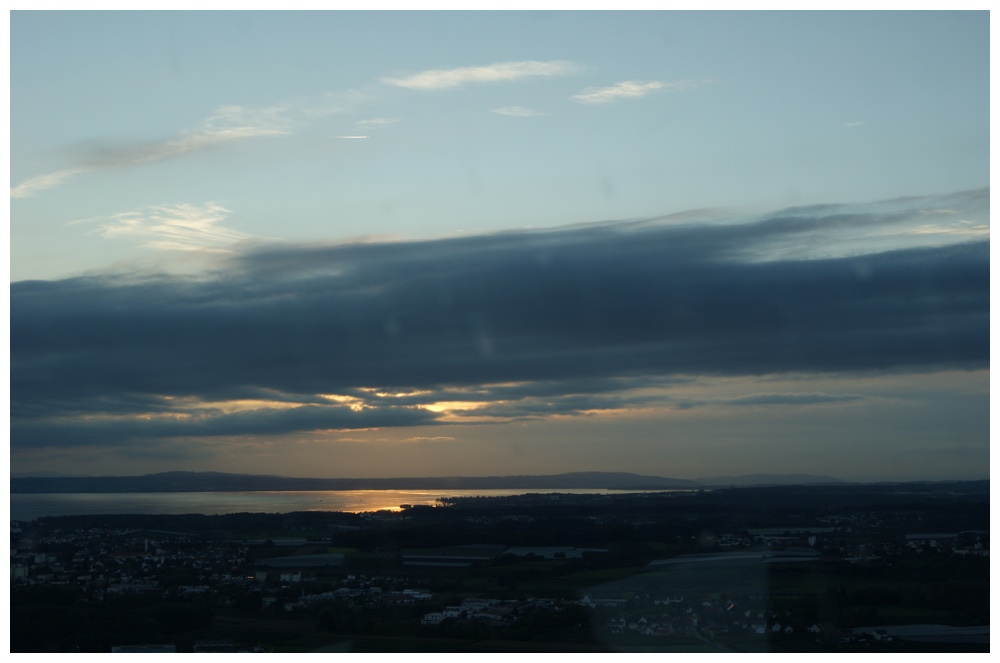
(8, 10), (990, 481)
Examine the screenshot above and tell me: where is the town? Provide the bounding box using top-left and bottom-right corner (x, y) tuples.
(10, 482), (989, 652)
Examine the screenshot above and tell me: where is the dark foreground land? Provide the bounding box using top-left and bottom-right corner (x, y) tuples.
(10, 481), (989, 652)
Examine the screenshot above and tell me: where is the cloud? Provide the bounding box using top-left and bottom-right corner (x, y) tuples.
(202, 104), (294, 133)
(11, 123), (287, 199)
(88, 203), (254, 253)
(905, 221), (989, 238)
(10, 167), (86, 199)
(8, 56), (584, 199)
(381, 60), (579, 89)
(717, 392), (866, 407)
(10, 89), (370, 199)
(12, 403), (436, 450)
(571, 79), (713, 104)
(10, 190), (988, 449)
(355, 117), (400, 129)
(491, 106), (544, 117)
(148, 127), (289, 164)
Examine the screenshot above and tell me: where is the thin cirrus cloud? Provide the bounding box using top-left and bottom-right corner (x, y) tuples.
(571, 78), (713, 104)
(10, 93), (364, 200)
(354, 117), (401, 129)
(10, 124), (287, 199)
(11, 59), (576, 199)
(9, 167), (86, 199)
(87, 202), (254, 253)
(11, 62), (707, 200)
(380, 60), (580, 89)
(10, 189), (988, 450)
(491, 106), (545, 117)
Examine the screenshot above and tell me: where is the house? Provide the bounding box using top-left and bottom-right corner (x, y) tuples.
(111, 644), (176, 653)
(471, 609), (506, 622)
(421, 612), (447, 625)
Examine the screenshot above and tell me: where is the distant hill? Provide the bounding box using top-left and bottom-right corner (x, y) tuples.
(694, 473), (843, 487)
(10, 471), (699, 494)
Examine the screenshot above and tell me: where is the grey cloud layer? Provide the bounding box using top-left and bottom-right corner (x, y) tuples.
(13, 405), (436, 450)
(11, 192), (988, 448)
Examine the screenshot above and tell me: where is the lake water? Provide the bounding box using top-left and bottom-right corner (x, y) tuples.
(9, 489), (675, 521)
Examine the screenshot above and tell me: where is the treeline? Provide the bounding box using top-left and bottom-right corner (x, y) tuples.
(444, 482), (989, 513)
(29, 510), (364, 535)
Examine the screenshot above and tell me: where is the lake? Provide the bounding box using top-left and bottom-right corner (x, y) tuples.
(10, 488), (676, 521)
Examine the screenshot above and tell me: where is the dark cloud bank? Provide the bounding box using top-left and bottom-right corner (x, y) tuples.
(11, 191), (989, 448)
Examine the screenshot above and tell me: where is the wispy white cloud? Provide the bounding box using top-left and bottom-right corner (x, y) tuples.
(355, 117), (400, 129)
(335, 135), (369, 139)
(92, 203), (254, 253)
(10, 88), (376, 200)
(11, 122), (287, 199)
(906, 221), (989, 237)
(491, 105), (544, 117)
(381, 60), (579, 90)
(11, 58), (574, 199)
(125, 125), (289, 166)
(202, 104), (294, 133)
(572, 79), (713, 104)
(10, 58), (572, 200)
(573, 80), (666, 104)
(10, 168), (86, 199)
